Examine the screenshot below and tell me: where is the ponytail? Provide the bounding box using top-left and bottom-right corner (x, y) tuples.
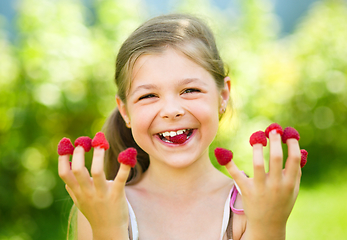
(103, 108), (149, 184)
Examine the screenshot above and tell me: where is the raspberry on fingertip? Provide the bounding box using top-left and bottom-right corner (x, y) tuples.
(282, 127), (300, 143)
(57, 138), (75, 156)
(214, 147), (233, 166)
(249, 131), (267, 147)
(265, 123), (283, 138)
(118, 148), (137, 168)
(74, 136), (92, 152)
(91, 132), (110, 150)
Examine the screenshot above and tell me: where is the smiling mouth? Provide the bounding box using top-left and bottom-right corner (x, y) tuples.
(157, 129), (194, 144)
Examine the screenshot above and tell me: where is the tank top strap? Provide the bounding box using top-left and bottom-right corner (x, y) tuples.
(219, 186), (232, 239)
(127, 199), (139, 240)
(230, 183), (244, 215)
(220, 182), (245, 240)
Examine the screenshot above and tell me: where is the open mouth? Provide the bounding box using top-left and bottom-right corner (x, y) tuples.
(157, 129), (194, 144)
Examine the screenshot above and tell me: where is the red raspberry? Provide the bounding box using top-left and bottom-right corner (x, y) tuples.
(169, 134), (188, 144)
(57, 137), (75, 156)
(118, 147), (137, 168)
(249, 131), (267, 147)
(300, 149), (308, 168)
(265, 123), (283, 138)
(214, 147), (233, 166)
(282, 127), (300, 143)
(74, 136), (92, 152)
(91, 132), (110, 150)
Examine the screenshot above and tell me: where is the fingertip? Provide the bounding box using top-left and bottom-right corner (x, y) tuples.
(287, 139), (301, 156)
(270, 129), (278, 135)
(93, 146), (105, 151)
(225, 160), (233, 170)
(287, 138), (299, 145)
(58, 155), (70, 162)
(74, 145), (86, 153)
(268, 130), (281, 141)
(252, 143), (264, 151)
(119, 163), (132, 173)
(92, 146), (105, 158)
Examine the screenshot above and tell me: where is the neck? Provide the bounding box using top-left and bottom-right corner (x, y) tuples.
(140, 151), (228, 196)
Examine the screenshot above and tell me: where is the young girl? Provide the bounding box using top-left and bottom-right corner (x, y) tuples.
(58, 14), (302, 240)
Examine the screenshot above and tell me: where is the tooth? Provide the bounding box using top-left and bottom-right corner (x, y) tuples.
(163, 132), (170, 137)
(170, 131), (177, 137)
(177, 130), (183, 135)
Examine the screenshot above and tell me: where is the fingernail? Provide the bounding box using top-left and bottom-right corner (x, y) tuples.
(270, 129), (278, 135)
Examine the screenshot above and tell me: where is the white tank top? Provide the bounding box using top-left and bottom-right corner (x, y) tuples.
(127, 183), (243, 240)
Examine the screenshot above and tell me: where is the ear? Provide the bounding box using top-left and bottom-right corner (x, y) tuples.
(116, 95), (131, 128)
(219, 76), (231, 113)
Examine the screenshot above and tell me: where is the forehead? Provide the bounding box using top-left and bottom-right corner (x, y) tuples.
(129, 48), (214, 89)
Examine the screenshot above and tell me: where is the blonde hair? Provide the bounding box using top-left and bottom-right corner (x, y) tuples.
(104, 13), (229, 183)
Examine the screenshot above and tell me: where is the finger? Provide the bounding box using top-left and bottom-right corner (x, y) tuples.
(225, 160), (248, 189)
(71, 146), (92, 190)
(268, 130), (284, 179)
(252, 143), (266, 183)
(284, 139), (301, 182)
(58, 155), (79, 191)
(90, 147), (108, 194)
(112, 163), (131, 192)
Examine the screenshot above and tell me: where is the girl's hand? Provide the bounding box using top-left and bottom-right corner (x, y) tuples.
(58, 146), (130, 240)
(226, 130), (302, 240)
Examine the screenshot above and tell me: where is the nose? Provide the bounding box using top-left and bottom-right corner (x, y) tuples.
(159, 98), (185, 120)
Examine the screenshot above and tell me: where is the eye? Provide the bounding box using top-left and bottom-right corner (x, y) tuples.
(139, 93), (157, 100)
(182, 88), (201, 94)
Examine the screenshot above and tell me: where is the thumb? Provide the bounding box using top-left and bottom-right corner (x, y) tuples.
(225, 160), (247, 189)
(112, 163), (132, 191)
(65, 184), (78, 204)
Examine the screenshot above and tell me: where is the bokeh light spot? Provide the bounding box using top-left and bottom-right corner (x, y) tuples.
(313, 106), (334, 129)
(326, 70), (346, 94)
(31, 189), (53, 209)
(33, 83), (61, 107)
(21, 147), (46, 171)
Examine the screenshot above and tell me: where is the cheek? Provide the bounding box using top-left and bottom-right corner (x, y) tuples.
(128, 106), (155, 140)
(193, 94), (220, 118)
(190, 99), (220, 132)
(129, 120), (149, 152)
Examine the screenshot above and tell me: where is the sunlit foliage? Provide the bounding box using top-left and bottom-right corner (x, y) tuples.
(0, 0), (346, 239)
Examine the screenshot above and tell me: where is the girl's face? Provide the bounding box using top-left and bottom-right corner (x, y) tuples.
(117, 48), (230, 169)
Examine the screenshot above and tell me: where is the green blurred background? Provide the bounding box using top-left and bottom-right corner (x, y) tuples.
(0, 0), (346, 239)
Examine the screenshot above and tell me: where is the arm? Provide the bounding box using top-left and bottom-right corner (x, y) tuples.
(227, 130), (301, 240)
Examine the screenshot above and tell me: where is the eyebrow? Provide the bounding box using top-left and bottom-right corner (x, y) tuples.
(180, 78), (208, 86)
(130, 78), (207, 97)
(129, 84), (158, 97)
